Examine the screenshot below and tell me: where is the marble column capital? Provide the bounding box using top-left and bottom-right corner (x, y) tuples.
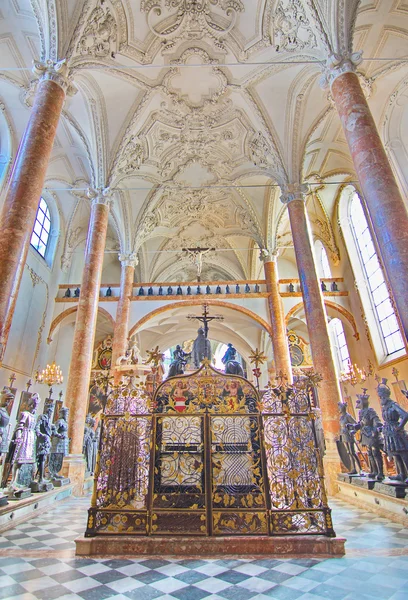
(87, 187), (113, 208)
(259, 248), (279, 264)
(32, 59), (77, 96)
(320, 51), (363, 89)
(280, 183), (309, 205)
(119, 253), (138, 268)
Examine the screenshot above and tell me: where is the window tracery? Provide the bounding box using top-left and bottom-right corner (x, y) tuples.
(30, 197), (51, 259)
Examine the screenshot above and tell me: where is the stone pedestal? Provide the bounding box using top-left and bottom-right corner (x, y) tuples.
(76, 534), (345, 558)
(62, 454), (87, 497)
(7, 487), (32, 500)
(30, 480), (54, 493)
(51, 477), (70, 488)
(374, 481), (407, 499)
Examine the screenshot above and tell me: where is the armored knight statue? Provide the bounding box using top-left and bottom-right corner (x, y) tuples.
(337, 401), (361, 474)
(192, 328), (211, 368)
(349, 390), (384, 481)
(83, 414), (96, 474)
(168, 345), (191, 378)
(8, 393), (40, 495)
(377, 379), (408, 483)
(221, 343), (244, 376)
(49, 407), (70, 484)
(32, 400), (54, 491)
(0, 389), (13, 498)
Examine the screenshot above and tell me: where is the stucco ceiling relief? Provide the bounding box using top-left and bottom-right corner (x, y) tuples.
(272, 0), (317, 52)
(141, 0), (244, 52)
(117, 136), (146, 174)
(76, 0), (118, 58)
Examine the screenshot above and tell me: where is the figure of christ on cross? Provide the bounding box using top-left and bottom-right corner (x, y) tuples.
(187, 303), (224, 339)
(182, 247), (215, 282)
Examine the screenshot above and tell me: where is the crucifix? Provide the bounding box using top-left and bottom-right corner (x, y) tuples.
(187, 303), (224, 339)
(182, 246), (215, 282)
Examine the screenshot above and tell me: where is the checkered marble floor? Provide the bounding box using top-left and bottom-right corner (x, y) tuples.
(0, 497), (407, 600)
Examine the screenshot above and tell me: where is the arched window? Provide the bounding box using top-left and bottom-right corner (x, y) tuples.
(328, 318), (350, 374)
(349, 191), (404, 356)
(315, 240), (331, 279)
(30, 197), (51, 258)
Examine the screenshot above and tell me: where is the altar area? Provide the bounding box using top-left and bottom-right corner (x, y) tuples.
(76, 364), (344, 557)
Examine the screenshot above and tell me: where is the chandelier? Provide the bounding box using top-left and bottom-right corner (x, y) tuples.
(35, 361), (64, 387)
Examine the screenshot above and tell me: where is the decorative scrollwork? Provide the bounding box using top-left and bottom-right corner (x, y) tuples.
(86, 364), (335, 538)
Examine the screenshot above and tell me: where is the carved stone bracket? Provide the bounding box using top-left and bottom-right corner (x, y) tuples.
(32, 59), (77, 96)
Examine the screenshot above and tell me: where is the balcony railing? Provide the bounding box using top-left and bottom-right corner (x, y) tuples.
(56, 278), (347, 301)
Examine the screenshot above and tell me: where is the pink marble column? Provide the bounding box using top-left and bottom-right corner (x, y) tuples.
(261, 251), (292, 381)
(111, 254), (137, 380)
(282, 184), (341, 492)
(0, 61), (74, 363)
(327, 56), (408, 343)
(65, 189), (111, 481)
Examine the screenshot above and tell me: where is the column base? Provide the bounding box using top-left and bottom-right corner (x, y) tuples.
(323, 440), (342, 496)
(62, 455), (87, 497)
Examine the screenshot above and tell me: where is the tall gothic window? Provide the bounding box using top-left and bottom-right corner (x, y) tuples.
(30, 197), (51, 258)
(349, 191), (404, 356)
(329, 318), (350, 374)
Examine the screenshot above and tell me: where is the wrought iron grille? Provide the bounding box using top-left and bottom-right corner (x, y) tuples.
(85, 365), (335, 538)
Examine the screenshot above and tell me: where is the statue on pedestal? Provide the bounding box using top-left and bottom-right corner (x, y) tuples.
(168, 345), (190, 378)
(349, 390), (384, 481)
(337, 401), (361, 474)
(8, 393), (40, 497)
(0, 389), (14, 504)
(192, 328), (211, 368)
(32, 400), (54, 492)
(377, 379), (408, 484)
(49, 407), (70, 485)
(222, 343), (244, 376)
(83, 414), (96, 474)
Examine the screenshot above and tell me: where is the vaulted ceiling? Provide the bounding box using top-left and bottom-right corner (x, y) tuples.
(1, 0), (408, 282)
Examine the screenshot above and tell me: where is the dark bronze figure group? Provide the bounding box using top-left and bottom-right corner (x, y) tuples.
(0, 390), (71, 498)
(338, 378), (408, 484)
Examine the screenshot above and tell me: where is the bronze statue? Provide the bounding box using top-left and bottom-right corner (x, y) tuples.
(8, 393), (40, 493)
(83, 414), (96, 474)
(222, 343), (244, 376)
(49, 407), (70, 483)
(377, 379), (408, 484)
(168, 345), (190, 378)
(337, 401), (361, 474)
(349, 390), (384, 480)
(0, 389), (13, 496)
(192, 328), (211, 368)
(33, 401), (55, 491)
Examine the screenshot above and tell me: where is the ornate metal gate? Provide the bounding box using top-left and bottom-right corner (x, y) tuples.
(85, 364), (335, 538)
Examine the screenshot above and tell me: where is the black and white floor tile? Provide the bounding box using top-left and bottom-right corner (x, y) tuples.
(0, 497), (406, 600)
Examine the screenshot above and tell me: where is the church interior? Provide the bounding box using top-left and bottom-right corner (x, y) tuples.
(1, 0), (408, 598)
